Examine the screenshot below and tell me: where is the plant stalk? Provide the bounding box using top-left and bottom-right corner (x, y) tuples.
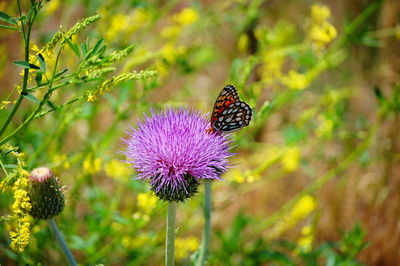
(197, 180), (212, 266)
(166, 201), (177, 266)
(47, 218), (77, 266)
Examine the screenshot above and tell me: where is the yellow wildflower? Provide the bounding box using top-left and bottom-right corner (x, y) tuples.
(104, 159), (132, 182)
(161, 25), (182, 39)
(52, 154), (71, 169)
(261, 50), (284, 83)
(228, 168), (246, 183)
(105, 13), (129, 41)
(43, 0), (60, 16)
(10, 216), (32, 253)
(136, 192), (158, 213)
(173, 8), (199, 25)
(281, 146), (301, 172)
(282, 70), (309, 90)
(269, 195), (316, 239)
(237, 33), (249, 53)
(309, 4), (337, 50)
(311, 4), (331, 23)
(9, 171), (32, 253)
(296, 225), (314, 253)
(244, 170), (260, 183)
(309, 22), (337, 46)
(122, 234), (152, 249)
(161, 44), (186, 64)
(83, 155), (102, 174)
(0, 100), (11, 110)
(175, 236), (200, 260)
(87, 92), (96, 102)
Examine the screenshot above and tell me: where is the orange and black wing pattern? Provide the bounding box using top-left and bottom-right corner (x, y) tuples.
(209, 84), (252, 133)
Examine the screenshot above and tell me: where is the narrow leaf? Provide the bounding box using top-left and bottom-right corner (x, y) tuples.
(0, 11), (17, 25)
(66, 38), (80, 57)
(35, 73), (42, 86)
(0, 24), (19, 30)
(37, 53), (46, 73)
(13, 61), (31, 69)
(23, 93), (40, 104)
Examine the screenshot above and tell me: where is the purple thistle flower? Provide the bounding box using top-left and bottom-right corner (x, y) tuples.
(122, 108), (232, 201)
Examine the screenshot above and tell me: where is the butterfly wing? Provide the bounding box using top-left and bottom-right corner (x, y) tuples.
(210, 84), (240, 125)
(212, 101), (252, 132)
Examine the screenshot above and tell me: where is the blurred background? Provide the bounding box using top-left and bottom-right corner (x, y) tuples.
(0, 0), (399, 265)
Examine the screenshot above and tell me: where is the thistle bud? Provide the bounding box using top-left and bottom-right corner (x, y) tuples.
(28, 167), (65, 220)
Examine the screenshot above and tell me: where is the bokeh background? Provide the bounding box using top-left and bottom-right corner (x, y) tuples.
(0, 0), (399, 265)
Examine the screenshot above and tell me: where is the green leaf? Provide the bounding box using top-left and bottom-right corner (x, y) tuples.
(92, 38), (104, 55)
(85, 38), (104, 60)
(3, 164), (17, 169)
(35, 73), (42, 86)
(0, 11), (17, 25)
(81, 42), (88, 57)
(13, 60), (40, 70)
(23, 93), (40, 104)
(0, 24), (19, 30)
(37, 53), (46, 73)
(66, 38), (80, 57)
(13, 60), (30, 69)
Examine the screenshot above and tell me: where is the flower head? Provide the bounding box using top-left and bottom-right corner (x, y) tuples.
(122, 108), (232, 201)
(28, 167), (65, 220)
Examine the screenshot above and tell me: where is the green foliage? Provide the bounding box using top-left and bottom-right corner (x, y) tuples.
(0, 0), (397, 264)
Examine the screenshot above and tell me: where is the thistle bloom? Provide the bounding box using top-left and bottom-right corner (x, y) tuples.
(122, 108), (232, 201)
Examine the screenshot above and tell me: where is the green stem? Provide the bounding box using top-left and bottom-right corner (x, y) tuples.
(0, 48), (63, 145)
(197, 180), (212, 266)
(47, 218), (77, 266)
(0, 1), (37, 138)
(166, 201), (177, 266)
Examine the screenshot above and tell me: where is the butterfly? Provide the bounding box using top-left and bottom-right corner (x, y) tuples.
(208, 84), (252, 133)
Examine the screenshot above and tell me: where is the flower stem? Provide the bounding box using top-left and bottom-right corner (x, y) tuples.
(47, 218), (77, 266)
(197, 180), (212, 266)
(166, 201), (177, 266)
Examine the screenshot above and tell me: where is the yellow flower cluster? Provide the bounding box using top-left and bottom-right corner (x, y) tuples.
(83, 155), (102, 174)
(88, 70), (156, 101)
(104, 159), (132, 182)
(132, 192), (158, 221)
(175, 236), (200, 260)
(309, 4), (337, 50)
(296, 225), (314, 253)
(0, 100), (12, 110)
(136, 192), (158, 214)
(156, 8), (198, 76)
(9, 171), (32, 253)
(172, 8), (199, 25)
(228, 168), (261, 184)
(10, 216), (32, 253)
(52, 154), (71, 169)
(282, 70), (310, 90)
(122, 233), (154, 250)
(260, 49), (284, 83)
(43, 0), (60, 16)
(101, 9), (149, 42)
(281, 146), (301, 172)
(269, 195), (316, 239)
